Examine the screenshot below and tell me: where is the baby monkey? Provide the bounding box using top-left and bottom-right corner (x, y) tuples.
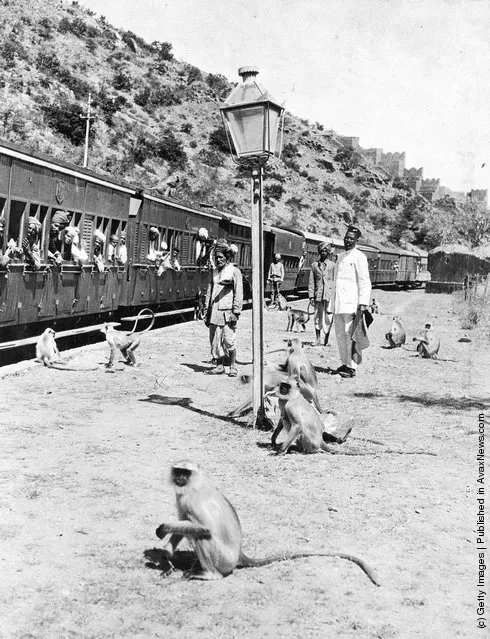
(155, 461), (379, 584)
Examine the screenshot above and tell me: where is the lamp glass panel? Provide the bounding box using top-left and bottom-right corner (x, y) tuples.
(225, 105), (266, 157)
(265, 105), (281, 157)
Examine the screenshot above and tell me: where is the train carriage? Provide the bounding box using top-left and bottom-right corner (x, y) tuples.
(397, 248), (419, 286)
(374, 248), (400, 285)
(220, 213), (253, 297)
(357, 243), (380, 284)
(0, 140), (137, 339)
(0, 137), (430, 345)
(127, 194), (221, 311)
(269, 228), (304, 293)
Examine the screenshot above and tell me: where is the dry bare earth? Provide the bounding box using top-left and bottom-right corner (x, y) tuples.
(0, 289), (488, 639)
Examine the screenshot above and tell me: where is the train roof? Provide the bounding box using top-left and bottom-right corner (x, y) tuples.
(0, 136), (223, 221)
(399, 248), (421, 257)
(305, 231), (337, 244)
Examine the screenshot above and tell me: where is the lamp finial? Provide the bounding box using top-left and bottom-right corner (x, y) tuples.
(238, 66), (259, 82)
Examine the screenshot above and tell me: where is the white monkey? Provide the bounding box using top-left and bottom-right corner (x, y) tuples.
(36, 328), (62, 367)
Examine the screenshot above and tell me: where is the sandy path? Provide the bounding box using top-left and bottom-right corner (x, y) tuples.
(0, 288), (487, 638)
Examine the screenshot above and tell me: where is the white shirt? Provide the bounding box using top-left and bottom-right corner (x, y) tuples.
(332, 247), (372, 314)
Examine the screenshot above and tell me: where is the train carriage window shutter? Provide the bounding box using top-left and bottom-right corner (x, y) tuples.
(182, 232), (190, 265)
(139, 225), (148, 262)
(82, 215), (94, 253)
(133, 223), (140, 262)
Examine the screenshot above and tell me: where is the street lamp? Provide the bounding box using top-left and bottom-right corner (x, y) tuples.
(220, 67), (285, 429)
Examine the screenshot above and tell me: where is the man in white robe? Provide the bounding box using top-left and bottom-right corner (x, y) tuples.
(331, 226), (372, 378)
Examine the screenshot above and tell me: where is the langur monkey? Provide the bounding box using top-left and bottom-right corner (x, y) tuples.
(413, 322), (440, 359)
(284, 337), (321, 412)
(36, 328), (62, 367)
(385, 316), (406, 348)
(271, 375), (333, 455)
(227, 363), (285, 419)
(286, 305), (314, 332)
(101, 308), (155, 368)
(155, 460), (379, 585)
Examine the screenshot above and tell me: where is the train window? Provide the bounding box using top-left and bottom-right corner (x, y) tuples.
(9, 200), (27, 245)
(173, 230), (183, 253)
(188, 232), (196, 265)
(27, 203), (49, 259)
(167, 229), (174, 252)
(95, 217), (110, 258)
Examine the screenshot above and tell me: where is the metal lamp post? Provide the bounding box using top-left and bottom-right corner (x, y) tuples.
(220, 67), (285, 428)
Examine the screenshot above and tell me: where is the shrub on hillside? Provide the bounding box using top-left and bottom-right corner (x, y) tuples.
(42, 101), (86, 146)
(121, 30), (148, 51)
(153, 86), (182, 107)
(151, 41), (174, 61)
(1, 37), (29, 68)
(94, 94), (127, 125)
(206, 73), (230, 97)
(264, 183), (285, 203)
(157, 130), (187, 169)
(265, 169), (285, 183)
(37, 17), (54, 39)
(209, 126), (229, 153)
(198, 148), (225, 168)
(113, 69), (133, 92)
(180, 123), (193, 134)
(58, 17), (98, 39)
(36, 51), (61, 74)
(186, 65), (203, 84)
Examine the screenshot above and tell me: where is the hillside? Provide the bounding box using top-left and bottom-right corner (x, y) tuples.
(0, 0), (487, 249)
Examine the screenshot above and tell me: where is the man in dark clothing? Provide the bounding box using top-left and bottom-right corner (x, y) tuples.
(308, 241), (335, 345)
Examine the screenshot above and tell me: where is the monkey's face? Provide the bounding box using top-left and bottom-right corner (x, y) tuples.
(172, 467), (192, 488)
(47, 328), (55, 338)
(100, 323), (109, 335)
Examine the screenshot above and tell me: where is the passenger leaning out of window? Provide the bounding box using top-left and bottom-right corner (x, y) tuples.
(22, 217), (42, 270)
(64, 226), (87, 267)
(48, 210), (69, 266)
(117, 231), (128, 265)
(93, 230), (106, 273)
(0, 217), (22, 269)
(147, 227), (160, 264)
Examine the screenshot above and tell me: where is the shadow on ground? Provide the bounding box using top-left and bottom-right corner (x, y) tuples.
(353, 391), (489, 411)
(139, 394), (249, 427)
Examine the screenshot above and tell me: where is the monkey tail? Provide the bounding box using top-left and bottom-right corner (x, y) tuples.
(238, 551), (379, 586)
(129, 308), (155, 334)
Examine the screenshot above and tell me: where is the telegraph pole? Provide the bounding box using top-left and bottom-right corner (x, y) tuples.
(81, 93), (95, 168)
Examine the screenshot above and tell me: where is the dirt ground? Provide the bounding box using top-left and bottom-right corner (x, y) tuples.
(0, 289), (488, 639)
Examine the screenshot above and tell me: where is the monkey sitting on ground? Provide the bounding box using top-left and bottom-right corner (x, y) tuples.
(385, 316), (406, 348)
(413, 322), (440, 359)
(100, 308), (155, 368)
(36, 328), (63, 367)
(155, 460), (379, 584)
(286, 305), (314, 332)
(369, 298), (379, 314)
(271, 375), (333, 455)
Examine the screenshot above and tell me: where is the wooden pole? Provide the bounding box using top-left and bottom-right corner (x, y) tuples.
(251, 167), (265, 428)
(82, 92), (92, 168)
